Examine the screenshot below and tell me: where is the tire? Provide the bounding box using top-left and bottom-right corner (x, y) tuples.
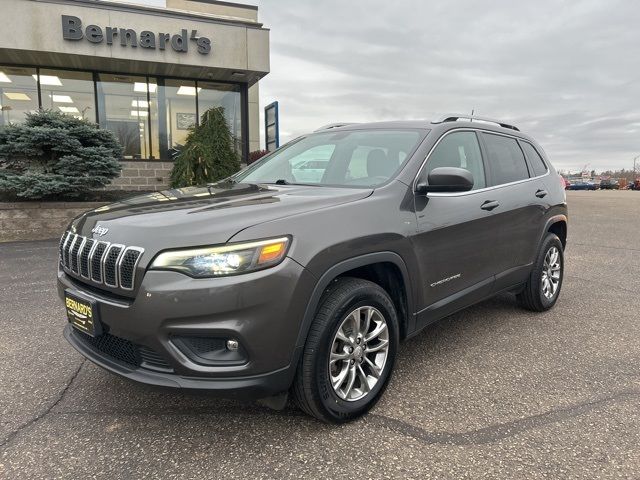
(292, 277), (399, 423)
(517, 233), (564, 312)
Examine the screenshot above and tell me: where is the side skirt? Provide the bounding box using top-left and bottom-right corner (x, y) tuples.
(409, 277), (528, 339)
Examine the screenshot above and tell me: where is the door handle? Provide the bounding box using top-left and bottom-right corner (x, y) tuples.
(535, 189), (548, 198)
(480, 200), (500, 211)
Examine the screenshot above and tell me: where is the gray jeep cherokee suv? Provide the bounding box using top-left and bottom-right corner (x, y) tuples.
(58, 114), (568, 423)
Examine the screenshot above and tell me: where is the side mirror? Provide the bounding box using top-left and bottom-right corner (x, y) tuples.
(415, 167), (474, 194)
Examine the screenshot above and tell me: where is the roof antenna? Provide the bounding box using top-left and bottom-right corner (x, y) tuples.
(470, 108), (475, 122)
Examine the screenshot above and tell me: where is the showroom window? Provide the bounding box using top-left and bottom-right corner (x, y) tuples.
(97, 74), (152, 160)
(145, 79), (162, 160)
(0, 66), (39, 126)
(39, 69), (96, 122)
(198, 82), (242, 155)
(0, 66), (247, 162)
(160, 79), (197, 157)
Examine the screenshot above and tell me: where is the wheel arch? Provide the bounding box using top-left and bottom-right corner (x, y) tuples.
(545, 215), (568, 248)
(294, 252), (415, 352)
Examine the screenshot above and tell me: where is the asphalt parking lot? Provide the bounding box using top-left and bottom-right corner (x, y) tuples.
(1, 190), (639, 479)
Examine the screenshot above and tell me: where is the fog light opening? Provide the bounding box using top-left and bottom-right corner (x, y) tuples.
(226, 339), (239, 351)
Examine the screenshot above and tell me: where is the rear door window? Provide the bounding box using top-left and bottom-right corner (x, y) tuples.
(481, 133), (530, 185)
(520, 141), (548, 177)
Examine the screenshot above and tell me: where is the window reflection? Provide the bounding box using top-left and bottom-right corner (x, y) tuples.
(0, 66), (39, 126)
(39, 69), (96, 122)
(161, 79), (197, 157)
(97, 74), (151, 160)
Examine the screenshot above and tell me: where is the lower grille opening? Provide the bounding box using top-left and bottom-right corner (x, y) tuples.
(139, 346), (174, 372)
(73, 328), (173, 373)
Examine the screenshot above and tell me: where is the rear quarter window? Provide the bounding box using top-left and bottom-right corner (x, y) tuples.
(520, 141), (548, 177)
(482, 133), (530, 185)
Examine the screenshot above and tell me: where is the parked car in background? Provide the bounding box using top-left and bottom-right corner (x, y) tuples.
(567, 181), (598, 190)
(600, 178), (619, 190)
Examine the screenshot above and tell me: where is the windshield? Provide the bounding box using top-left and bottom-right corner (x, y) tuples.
(234, 129), (425, 187)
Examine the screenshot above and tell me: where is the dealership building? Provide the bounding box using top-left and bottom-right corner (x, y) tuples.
(0, 0), (269, 190)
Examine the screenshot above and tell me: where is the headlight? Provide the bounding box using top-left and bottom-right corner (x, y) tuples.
(150, 237), (290, 278)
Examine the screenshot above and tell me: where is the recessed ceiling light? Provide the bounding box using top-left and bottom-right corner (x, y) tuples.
(51, 95), (73, 103)
(4, 92), (31, 101)
(0, 72), (11, 83)
(130, 110), (149, 117)
(131, 100), (149, 108)
(176, 86), (201, 96)
(34, 74), (63, 86)
(231, 72), (246, 77)
(59, 106), (79, 113)
(134, 82), (157, 93)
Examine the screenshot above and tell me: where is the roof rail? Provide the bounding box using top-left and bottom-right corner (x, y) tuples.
(432, 114), (519, 131)
(314, 122), (357, 132)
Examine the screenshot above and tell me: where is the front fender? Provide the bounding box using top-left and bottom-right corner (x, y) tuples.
(293, 251), (416, 351)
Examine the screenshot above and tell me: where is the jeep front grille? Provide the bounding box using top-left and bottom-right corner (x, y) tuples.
(59, 231), (144, 291)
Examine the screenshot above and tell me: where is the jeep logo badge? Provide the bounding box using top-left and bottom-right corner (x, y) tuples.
(91, 225), (109, 237)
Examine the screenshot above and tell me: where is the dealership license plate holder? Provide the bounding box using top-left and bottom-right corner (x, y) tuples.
(64, 290), (102, 337)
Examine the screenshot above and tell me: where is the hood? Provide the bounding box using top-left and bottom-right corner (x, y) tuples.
(70, 182), (372, 250)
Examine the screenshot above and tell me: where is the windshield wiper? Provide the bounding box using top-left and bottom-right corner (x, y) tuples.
(250, 179), (325, 187)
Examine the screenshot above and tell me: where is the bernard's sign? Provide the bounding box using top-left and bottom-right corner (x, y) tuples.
(61, 15), (211, 54)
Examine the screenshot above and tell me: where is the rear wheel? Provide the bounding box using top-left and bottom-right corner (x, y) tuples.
(293, 277), (399, 423)
(517, 233), (564, 311)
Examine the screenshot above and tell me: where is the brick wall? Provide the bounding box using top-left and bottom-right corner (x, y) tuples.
(0, 202), (105, 242)
(106, 161), (173, 191)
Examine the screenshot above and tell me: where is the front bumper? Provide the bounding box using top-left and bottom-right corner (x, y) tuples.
(58, 257), (314, 398)
(64, 324), (297, 397)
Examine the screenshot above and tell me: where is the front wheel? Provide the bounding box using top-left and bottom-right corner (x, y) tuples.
(517, 233), (564, 311)
(292, 277), (399, 423)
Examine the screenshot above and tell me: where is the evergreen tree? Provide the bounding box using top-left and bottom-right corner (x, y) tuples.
(0, 110), (122, 199)
(170, 107), (241, 188)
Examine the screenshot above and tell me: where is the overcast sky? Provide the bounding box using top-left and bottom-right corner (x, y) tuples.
(253, 0), (640, 173)
(115, 0), (639, 172)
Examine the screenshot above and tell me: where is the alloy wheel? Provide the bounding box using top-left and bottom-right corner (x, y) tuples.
(329, 306), (390, 401)
(541, 246), (561, 300)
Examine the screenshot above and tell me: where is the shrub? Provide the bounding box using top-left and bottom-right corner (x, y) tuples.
(170, 107), (241, 188)
(248, 149), (270, 165)
(0, 110), (122, 199)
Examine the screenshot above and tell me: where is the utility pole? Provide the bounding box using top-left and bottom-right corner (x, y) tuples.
(631, 155), (640, 190)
